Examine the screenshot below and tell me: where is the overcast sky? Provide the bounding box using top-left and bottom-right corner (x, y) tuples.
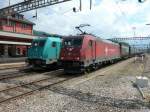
(1, 0), (150, 39)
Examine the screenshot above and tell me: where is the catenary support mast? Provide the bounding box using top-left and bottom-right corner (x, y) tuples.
(0, 0), (72, 16)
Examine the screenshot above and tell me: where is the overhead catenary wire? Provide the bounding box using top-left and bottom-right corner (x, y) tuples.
(115, 1), (149, 47)
(114, 1), (131, 37)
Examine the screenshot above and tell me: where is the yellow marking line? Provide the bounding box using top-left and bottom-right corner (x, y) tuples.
(68, 65), (121, 88)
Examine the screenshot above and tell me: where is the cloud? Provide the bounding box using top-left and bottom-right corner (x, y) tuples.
(1, 0), (150, 38)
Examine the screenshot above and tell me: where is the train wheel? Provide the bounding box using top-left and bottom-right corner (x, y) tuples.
(94, 64), (99, 70)
(86, 67), (91, 73)
(81, 68), (87, 74)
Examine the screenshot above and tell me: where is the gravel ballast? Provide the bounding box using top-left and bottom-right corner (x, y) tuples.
(0, 56), (150, 112)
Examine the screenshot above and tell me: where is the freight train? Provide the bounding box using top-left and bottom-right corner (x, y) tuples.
(27, 34), (142, 72)
(60, 34), (142, 73)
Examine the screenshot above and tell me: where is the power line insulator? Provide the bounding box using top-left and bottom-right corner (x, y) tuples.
(138, 0), (146, 3)
(73, 7), (76, 12)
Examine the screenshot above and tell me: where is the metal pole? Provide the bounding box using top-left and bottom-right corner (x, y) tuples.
(134, 30), (136, 37)
(79, 0), (82, 11)
(7, 0), (11, 26)
(90, 0), (92, 10)
(9, 0), (10, 6)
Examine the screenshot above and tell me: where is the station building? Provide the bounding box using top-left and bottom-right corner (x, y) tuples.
(0, 13), (37, 57)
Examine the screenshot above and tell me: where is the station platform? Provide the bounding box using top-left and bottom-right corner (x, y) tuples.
(0, 57), (26, 64)
(0, 61), (25, 70)
(0, 61), (25, 66)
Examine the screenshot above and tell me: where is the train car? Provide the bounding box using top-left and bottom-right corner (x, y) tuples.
(119, 43), (130, 58)
(60, 34), (121, 73)
(130, 46), (138, 56)
(27, 37), (62, 68)
(129, 46), (144, 57)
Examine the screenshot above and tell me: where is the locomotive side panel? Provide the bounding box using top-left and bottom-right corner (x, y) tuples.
(95, 39), (120, 62)
(81, 35), (96, 66)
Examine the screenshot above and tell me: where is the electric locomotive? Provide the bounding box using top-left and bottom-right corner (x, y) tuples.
(27, 37), (62, 68)
(60, 34), (121, 73)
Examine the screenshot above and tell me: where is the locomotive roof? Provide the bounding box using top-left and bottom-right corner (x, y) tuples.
(62, 35), (84, 38)
(90, 35), (120, 46)
(100, 38), (120, 46)
(107, 39), (130, 46)
(62, 34), (119, 46)
(33, 36), (61, 42)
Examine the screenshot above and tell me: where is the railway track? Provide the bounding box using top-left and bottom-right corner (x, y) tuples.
(0, 63), (25, 71)
(0, 58), (137, 104)
(0, 69), (33, 81)
(0, 66), (23, 71)
(0, 69), (74, 104)
(0, 66), (49, 81)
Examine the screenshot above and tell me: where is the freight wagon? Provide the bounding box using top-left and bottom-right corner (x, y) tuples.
(60, 34), (143, 73)
(27, 37), (62, 68)
(119, 43), (130, 58)
(130, 46), (142, 56)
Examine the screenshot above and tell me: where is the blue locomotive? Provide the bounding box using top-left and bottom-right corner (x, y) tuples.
(27, 37), (62, 68)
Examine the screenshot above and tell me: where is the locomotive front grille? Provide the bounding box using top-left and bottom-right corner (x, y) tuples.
(62, 61), (82, 68)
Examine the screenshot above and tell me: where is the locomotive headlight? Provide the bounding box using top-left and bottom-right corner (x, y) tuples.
(76, 57), (80, 60)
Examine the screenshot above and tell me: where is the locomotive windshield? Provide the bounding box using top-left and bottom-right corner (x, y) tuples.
(32, 40), (46, 47)
(63, 38), (82, 47)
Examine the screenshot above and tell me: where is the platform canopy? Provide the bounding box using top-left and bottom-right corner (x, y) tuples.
(0, 41), (31, 46)
(0, 41), (31, 45)
(0, 30), (37, 39)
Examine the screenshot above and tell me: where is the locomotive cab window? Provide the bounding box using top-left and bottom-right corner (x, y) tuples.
(52, 42), (56, 47)
(63, 38), (83, 47)
(39, 41), (45, 46)
(32, 40), (46, 47)
(74, 39), (82, 46)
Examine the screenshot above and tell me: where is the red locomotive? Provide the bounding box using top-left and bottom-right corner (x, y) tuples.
(60, 34), (122, 73)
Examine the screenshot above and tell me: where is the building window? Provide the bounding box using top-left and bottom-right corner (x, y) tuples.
(2, 20), (16, 27)
(9, 21), (15, 26)
(12, 14), (23, 20)
(22, 23), (28, 28)
(17, 48), (20, 55)
(2, 20), (7, 25)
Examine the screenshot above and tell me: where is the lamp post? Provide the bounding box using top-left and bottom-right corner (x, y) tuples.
(146, 23), (150, 53)
(145, 23), (150, 36)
